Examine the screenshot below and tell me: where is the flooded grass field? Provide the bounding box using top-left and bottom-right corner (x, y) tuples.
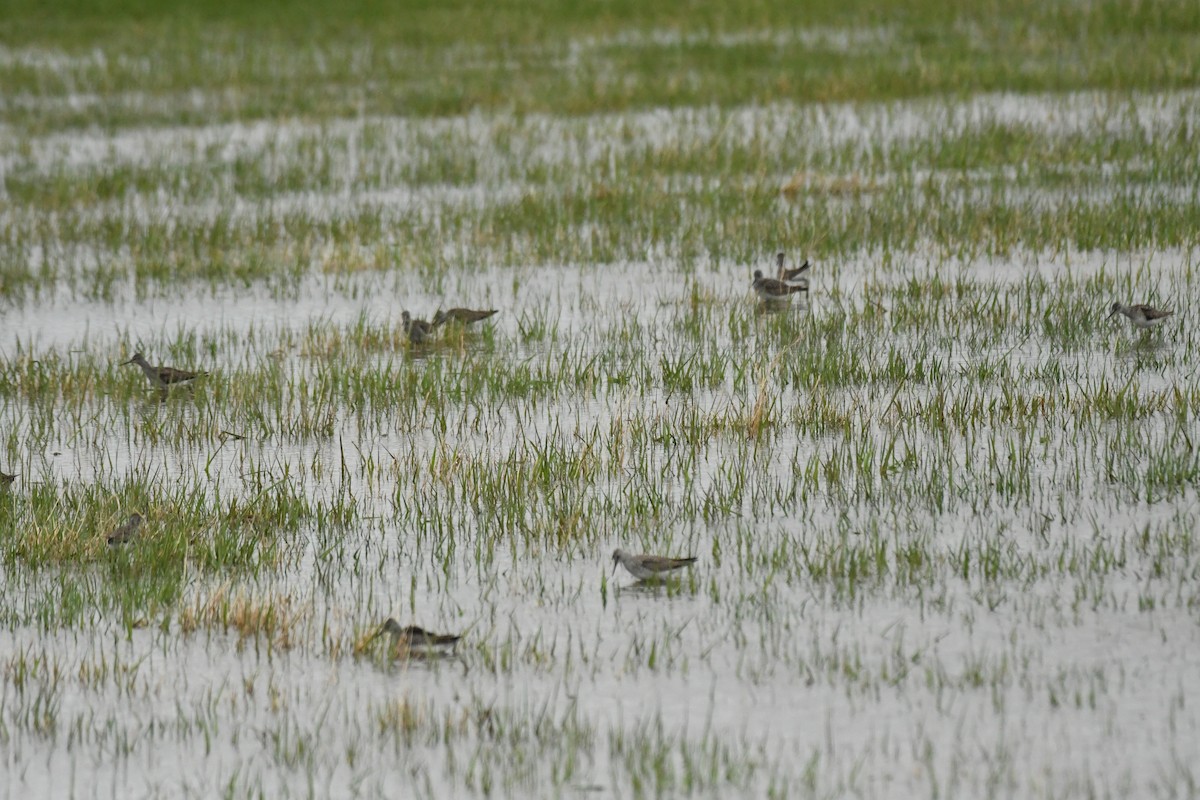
(2, 1), (1200, 797)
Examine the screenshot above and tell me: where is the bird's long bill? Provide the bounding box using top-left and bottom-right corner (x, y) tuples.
(1105, 307), (1119, 320)
(120, 357), (135, 365)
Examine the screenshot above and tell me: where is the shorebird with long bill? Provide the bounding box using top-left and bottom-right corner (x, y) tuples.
(368, 618), (462, 658)
(122, 352), (204, 391)
(1106, 301), (1174, 331)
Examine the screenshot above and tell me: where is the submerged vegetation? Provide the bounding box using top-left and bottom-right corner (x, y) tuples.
(1, 0), (1199, 797)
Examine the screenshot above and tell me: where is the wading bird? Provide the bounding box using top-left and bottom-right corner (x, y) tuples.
(775, 251), (811, 283)
(432, 308), (499, 327)
(369, 617), (462, 657)
(107, 513), (143, 546)
(402, 311), (435, 344)
(611, 549), (697, 580)
(122, 352), (204, 391)
(1106, 301), (1174, 331)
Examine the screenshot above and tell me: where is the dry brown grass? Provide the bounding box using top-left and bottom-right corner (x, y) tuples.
(179, 584), (306, 650)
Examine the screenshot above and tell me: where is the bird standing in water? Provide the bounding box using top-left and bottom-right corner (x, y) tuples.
(1106, 302), (1174, 331)
(611, 549), (697, 581)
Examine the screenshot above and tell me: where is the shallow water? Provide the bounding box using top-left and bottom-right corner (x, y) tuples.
(2, 79), (1200, 798)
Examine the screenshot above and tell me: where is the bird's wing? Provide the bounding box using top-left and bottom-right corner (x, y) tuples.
(640, 555), (696, 571)
(159, 367), (198, 383)
(783, 261), (811, 279)
(1140, 305), (1174, 320)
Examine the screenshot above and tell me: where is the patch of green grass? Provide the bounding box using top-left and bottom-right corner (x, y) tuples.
(3, 0), (1200, 132)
